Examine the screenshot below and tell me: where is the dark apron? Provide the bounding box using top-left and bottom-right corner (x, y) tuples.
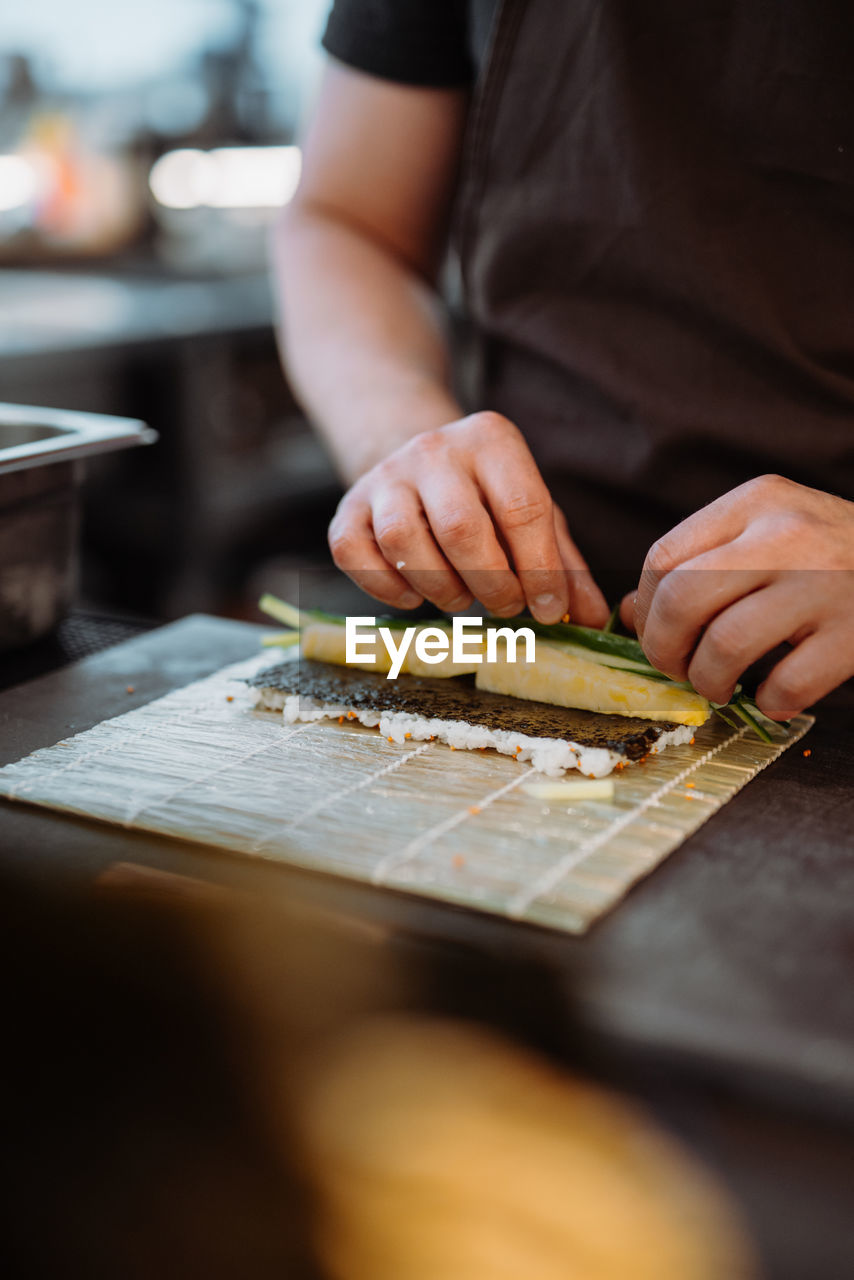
(456, 0), (854, 590)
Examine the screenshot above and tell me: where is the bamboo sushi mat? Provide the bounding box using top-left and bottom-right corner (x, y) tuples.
(0, 652), (813, 935)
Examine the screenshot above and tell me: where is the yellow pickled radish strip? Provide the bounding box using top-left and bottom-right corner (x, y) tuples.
(476, 641), (710, 727)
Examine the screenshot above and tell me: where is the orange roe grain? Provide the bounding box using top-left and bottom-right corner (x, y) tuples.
(452, 855), (466, 869)
(468, 805), (481, 816)
(803, 749), (812, 757)
(126, 686), (135, 694)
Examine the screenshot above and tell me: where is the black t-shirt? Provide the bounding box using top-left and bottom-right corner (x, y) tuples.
(322, 0), (478, 87)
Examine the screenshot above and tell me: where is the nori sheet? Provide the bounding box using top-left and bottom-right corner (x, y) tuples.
(249, 659), (681, 760)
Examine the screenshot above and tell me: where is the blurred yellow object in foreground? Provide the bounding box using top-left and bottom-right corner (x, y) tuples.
(294, 1017), (756, 1280)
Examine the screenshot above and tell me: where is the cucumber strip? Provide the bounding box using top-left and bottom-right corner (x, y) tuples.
(257, 594), (448, 632)
(258, 594), (307, 629)
(538, 637), (664, 679)
(727, 698), (774, 743)
(261, 630), (300, 649)
(734, 692), (786, 729)
(713, 707), (743, 733)
(521, 618), (651, 666)
(603, 601), (621, 635)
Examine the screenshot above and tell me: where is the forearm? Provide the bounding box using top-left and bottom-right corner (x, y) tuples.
(273, 202), (463, 484)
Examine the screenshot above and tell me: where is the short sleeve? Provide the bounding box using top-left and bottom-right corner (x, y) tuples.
(321, 0), (474, 88)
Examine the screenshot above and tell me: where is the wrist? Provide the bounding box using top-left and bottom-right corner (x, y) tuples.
(330, 380), (464, 483)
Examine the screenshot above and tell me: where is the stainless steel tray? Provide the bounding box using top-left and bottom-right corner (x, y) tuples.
(0, 404), (157, 652)
(0, 403), (156, 475)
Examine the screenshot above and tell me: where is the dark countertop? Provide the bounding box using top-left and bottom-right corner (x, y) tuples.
(0, 268), (273, 360)
(1, 613), (853, 1115)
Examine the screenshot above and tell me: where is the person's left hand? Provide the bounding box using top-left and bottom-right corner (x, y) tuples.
(620, 475), (854, 719)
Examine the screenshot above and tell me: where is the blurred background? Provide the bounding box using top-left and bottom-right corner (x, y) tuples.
(0, 0), (338, 626)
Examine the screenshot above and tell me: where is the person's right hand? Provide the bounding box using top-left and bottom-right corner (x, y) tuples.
(327, 411), (609, 626)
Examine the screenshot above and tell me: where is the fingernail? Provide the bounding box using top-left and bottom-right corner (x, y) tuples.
(447, 596), (470, 612)
(532, 592), (564, 622)
(400, 591), (421, 608)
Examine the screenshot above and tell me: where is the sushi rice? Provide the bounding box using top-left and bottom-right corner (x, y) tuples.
(255, 686), (695, 778)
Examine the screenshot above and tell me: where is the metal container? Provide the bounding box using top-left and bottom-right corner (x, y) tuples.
(0, 404), (157, 652)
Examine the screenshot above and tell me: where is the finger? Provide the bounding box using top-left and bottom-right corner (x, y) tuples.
(635, 513), (753, 640)
(475, 447), (570, 623)
(639, 559), (770, 681)
(619, 590), (638, 632)
(633, 476), (807, 636)
(328, 500), (423, 609)
(756, 627), (854, 720)
(552, 506), (610, 626)
(685, 580), (814, 706)
(638, 480), (775, 601)
(370, 485), (472, 612)
(417, 469), (527, 618)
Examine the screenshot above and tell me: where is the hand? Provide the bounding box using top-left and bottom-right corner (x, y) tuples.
(621, 475), (854, 718)
(328, 411), (609, 625)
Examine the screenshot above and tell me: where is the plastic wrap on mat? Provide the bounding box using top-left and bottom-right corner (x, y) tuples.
(0, 651), (813, 934)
